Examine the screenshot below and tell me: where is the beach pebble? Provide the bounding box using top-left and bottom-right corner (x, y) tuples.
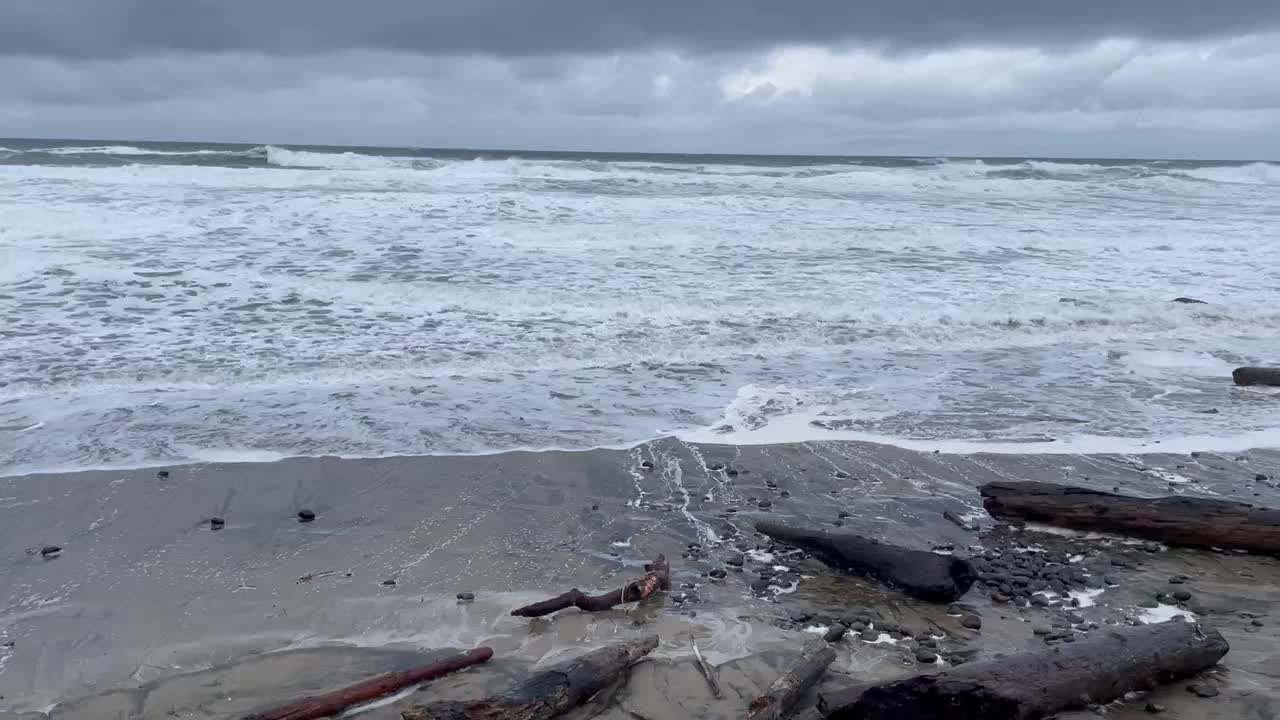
(707, 463), (725, 471)
(1168, 575), (1188, 584)
(381, 579), (397, 587)
(726, 468), (739, 477)
(1145, 702), (1165, 713)
(157, 470), (170, 478)
(457, 592), (475, 601)
(834, 471), (849, 479)
(991, 592), (1010, 604)
(40, 545), (62, 558)
(1033, 625), (1052, 636)
(640, 460), (654, 470)
(1251, 619), (1265, 627)
(779, 490), (790, 497)
(297, 509), (316, 522)
(709, 568), (727, 580)
(1256, 473), (1269, 482)
(758, 500), (772, 509)
(725, 555), (744, 567)
(209, 517), (225, 530)
(915, 650), (938, 663)
(838, 510), (850, 519)
(750, 578), (771, 593)
(860, 629), (879, 642)
(1186, 684), (1219, 699)
(824, 626), (848, 643)
(961, 615), (982, 630)
(789, 611), (812, 623)
(1173, 590), (1193, 602)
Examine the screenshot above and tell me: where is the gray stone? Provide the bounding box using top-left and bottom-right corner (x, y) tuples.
(961, 615), (982, 630)
(915, 650), (938, 663)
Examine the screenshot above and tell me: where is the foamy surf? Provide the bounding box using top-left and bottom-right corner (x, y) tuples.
(2, 140), (1279, 475)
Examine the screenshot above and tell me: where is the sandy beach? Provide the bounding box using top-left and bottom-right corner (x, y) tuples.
(3, 438), (1278, 719)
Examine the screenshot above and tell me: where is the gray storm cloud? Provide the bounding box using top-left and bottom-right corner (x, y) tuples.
(3, 0), (1279, 57)
(1, 1), (1278, 158)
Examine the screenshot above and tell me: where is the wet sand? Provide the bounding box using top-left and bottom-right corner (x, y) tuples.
(2, 439), (1278, 719)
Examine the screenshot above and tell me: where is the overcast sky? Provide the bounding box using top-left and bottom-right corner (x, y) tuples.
(2, 1), (1278, 158)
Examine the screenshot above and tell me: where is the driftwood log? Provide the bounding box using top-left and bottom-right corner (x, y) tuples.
(243, 647), (493, 720)
(510, 555), (670, 617)
(401, 635), (658, 720)
(981, 481), (1280, 555)
(819, 621), (1228, 720)
(748, 639), (837, 720)
(755, 522), (976, 602)
(692, 641), (723, 699)
(1233, 367), (1280, 386)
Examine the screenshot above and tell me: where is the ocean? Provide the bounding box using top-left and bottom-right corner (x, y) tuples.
(1, 138), (1278, 476)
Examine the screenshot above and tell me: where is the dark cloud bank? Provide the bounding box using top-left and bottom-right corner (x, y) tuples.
(1, 1), (1278, 158)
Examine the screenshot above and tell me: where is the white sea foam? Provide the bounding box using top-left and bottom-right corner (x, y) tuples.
(1, 149), (1278, 475)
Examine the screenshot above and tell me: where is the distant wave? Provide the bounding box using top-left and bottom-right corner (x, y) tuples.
(1, 142), (1276, 188)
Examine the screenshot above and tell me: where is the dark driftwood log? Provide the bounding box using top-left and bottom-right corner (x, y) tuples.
(510, 556), (670, 617)
(748, 639), (837, 720)
(755, 522), (976, 603)
(981, 481), (1280, 555)
(818, 621), (1228, 720)
(243, 647), (493, 720)
(1233, 367), (1280, 386)
(401, 635), (658, 720)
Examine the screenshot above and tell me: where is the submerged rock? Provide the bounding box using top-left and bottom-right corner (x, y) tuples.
(297, 509), (316, 522)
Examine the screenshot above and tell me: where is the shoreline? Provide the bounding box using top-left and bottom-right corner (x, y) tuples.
(2, 438), (1279, 718)
(5, 419), (1280, 481)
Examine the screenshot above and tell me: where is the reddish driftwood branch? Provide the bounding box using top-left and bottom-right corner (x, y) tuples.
(510, 555), (670, 617)
(402, 636), (659, 720)
(243, 646), (493, 720)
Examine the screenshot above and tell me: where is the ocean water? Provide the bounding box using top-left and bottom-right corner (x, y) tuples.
(1, 139), (1278, 475)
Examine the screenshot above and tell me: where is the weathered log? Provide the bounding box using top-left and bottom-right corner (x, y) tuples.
(980, 481), (1280, 555)
(692, 640), (723, 699)
(510, 555), (670, 617)
(1233, 367), (1280, 386)
(243, 647), (493, 720)
(402, 635), (659, 720)
(943, 510), (975, 532)
(755, 522), (976, 602)
(818, 621), (1228, 720)
(748, 639), (837, 720)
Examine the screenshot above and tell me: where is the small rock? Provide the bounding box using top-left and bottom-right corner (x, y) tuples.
(157, 470), (170, 478)
(915, 650), (938, 663)
(1145, 702), (1165, 713)
(961, 615), (982, 630)
(1256, 473), (1269, 482)
(297, 509), (316, 522)
(779, 490), (790, 497)
(457, 592), (475, 601)
(40, 545), (62, 558)
(1030, 594), (1050, 607)
(725, 555), (744, 567)
(1197, 408), (1220, 414)
(758, 500), (772, 509)
(824, 626), (848, 643)
(1104, 575), (1120, 586)
(381, 579), (397, 587)
(1173, 590), (1193, 602)
(789, 611), (812, 623)
(1033, 625), (1052, 636)
(210, 517), (225, 529)
(860, 629), (879, 642)
(1251, 619), (1265, 627)
(834, 471), (850, 479)
(750, 578), (772, 593)
(1168, 575), (1187, 584)
(726, 468), (739, 477)
(590, 503), (599, 511)
(640, 460), (654, 470)
(838, 510), (850, 519)
(1190, 451), (1201, 458)
(1186, 684), (1219, 698)
(1172, 297), (1207, 304)
(707, 463), (725, 471)
(726, 507), (738, 514)
(709, 568), (727, 580)
(992, 592), (1010, 604)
